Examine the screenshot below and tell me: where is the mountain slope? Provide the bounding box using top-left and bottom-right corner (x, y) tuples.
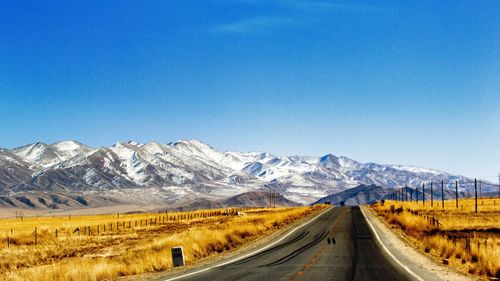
(0, 139), (493, 207)
(0, 149), (33, 192)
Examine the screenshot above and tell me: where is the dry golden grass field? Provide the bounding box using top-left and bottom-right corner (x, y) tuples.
(371, 197), (500, 279)
(0, 206), (327, 281)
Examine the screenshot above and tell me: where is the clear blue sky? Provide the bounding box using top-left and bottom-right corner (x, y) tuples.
(0, 1), (499, 181)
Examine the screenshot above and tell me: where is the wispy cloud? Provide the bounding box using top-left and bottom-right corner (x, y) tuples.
(212, 16), (295, 34)
(238, 0), (394, 14)
(211, 1), (393, 34)
(281, 0), (393, 14)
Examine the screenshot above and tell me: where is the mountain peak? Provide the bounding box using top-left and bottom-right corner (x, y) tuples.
(319, 154), (339, 166)
(127, 140), (142, 146)
(112, 141), (143, 149)
(173, 139), (210, 148)
(12, 142), (48, 151)
(52, 140), (90, 150)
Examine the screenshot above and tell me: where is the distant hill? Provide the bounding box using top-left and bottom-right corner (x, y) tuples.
(224, 190), (300, 207)
(312, 184), (394, 206)
(0, 192), (122, 209)
(163, 190), (301, 211)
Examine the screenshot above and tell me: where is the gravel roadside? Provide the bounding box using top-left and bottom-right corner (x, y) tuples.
(361, 205), (480, 281)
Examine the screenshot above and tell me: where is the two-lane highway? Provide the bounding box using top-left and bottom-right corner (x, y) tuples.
(167, 206), (417, 281)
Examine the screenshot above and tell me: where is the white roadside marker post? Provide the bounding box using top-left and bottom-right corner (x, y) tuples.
(171, 246), (185, 267)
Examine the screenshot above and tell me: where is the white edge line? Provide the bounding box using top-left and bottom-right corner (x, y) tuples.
(163, 207), (332, 281)
(360, 207), (425, 281)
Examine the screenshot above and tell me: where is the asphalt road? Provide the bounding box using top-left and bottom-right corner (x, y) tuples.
(170, 206), (417, 281)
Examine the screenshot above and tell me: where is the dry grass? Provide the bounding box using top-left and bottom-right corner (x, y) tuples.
(371, 197), (500, 279)
(0, 206), (327, 281)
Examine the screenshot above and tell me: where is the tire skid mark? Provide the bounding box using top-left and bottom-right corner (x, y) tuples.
(259, 231), (329, 267)
(291, 207), (349, 281)
(222, 231), (310, 267)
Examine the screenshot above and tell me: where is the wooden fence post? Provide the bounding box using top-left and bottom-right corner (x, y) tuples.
(34, 227), (37, 245)
(455, 180), (458, 209)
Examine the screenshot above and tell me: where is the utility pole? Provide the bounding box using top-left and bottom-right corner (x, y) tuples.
(422, 183), (425, 206)
(498, 173), (500, 197)
(430, 181), (433, 207)
(479, 180), (482, 199)
(269, 189), (272, 208)
(474, 178), (478, 213)
(273, 190), (276, 208)
(441, 180), (444, 209)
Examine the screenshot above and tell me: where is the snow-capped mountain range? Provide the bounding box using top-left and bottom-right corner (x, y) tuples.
(0, 139), (492, 205)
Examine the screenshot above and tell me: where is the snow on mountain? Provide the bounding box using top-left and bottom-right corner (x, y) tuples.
(1, 139), (492, 206)
(12, 141), (91, 169)
(0, 150), (33, 191)
(52, 141), (91, 158)
(389, 165), (444, 175)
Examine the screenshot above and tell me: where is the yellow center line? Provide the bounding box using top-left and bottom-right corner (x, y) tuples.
(291, 208), (349, 280)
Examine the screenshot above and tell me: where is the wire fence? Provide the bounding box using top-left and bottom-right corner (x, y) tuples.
(387, 178), (500, 213)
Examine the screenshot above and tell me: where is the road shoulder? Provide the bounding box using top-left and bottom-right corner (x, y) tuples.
(361, 206), (479, 281)
(121, 207), (332, 281)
